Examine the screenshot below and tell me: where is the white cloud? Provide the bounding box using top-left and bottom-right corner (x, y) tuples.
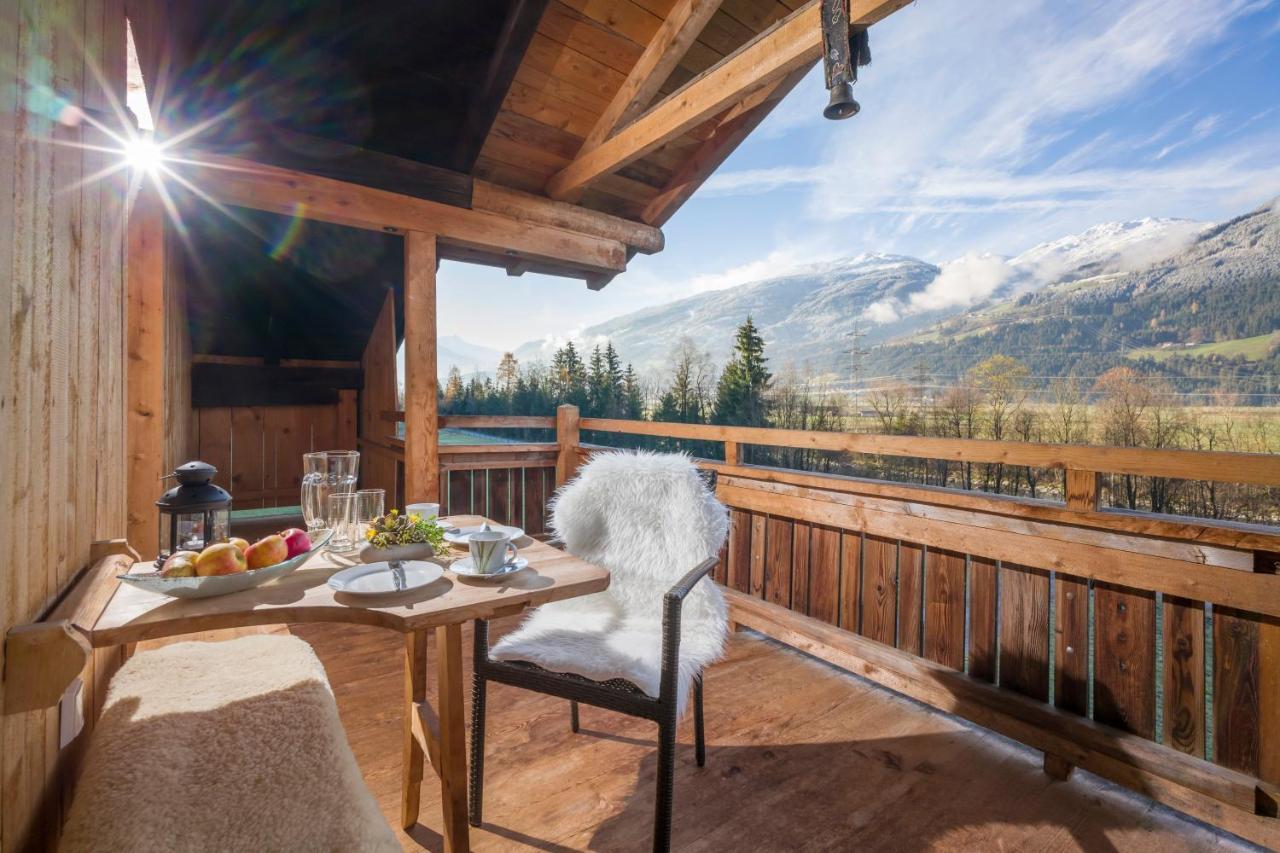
(908, 253), (1013, 313)
(862, 299), (901, 324)
(702, 0), (1280, 260)
(685, 243), (842, 294)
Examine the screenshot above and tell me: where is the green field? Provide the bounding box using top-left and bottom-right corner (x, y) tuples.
(1127, 332), (1276, 363)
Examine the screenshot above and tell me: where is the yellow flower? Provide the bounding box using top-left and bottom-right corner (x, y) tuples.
(389, 508), (398, 516)
(408, 513), (420, 523)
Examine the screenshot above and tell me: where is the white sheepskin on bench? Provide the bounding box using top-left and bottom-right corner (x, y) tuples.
(492, 451), (729, 716)
(60, 634), (398, 853)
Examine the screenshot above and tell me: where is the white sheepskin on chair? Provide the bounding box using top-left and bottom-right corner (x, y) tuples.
(60, 634), (398, 853)
(491, 450), (729, 716)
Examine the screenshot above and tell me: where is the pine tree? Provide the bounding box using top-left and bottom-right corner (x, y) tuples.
(551, 342), (587, 407)
(587, 345), (610, 416)
(622, 364), (644, 418)
(713, 316), (771, 426)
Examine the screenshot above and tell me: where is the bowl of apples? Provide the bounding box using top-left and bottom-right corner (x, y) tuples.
(117, 528), (333, 599)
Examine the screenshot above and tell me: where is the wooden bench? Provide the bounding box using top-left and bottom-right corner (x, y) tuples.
(4, 541), (397, 851)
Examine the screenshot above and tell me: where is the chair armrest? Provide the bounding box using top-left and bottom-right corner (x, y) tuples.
(659, 556), (720, 708)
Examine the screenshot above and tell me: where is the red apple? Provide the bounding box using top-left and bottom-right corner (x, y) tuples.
(161, 551), (198, 578)
(195, 542), (247, 576)
(245, 534), (288, 570)
(228, 537), (251, 554)
(279, 527), (311, 559)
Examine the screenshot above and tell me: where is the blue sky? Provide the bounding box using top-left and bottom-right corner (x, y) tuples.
(441, 0), (1280, 354)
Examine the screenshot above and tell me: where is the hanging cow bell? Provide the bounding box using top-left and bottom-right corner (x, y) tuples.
(822, 0), (871, 120)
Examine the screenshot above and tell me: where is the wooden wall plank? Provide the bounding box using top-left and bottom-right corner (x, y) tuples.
(897, 542), (923, 656)
(726, 508), (752, 593)
(229, 406), (266, 509)
(968, 556), (997, 682)
(1214, 607), (1263, 780)
(472, 467), (489, 519)
(790, 520), (810, 614)
(1163, 596), (1205, 757)
(1093, 582), (1156, 738)
(806, 525), (840, 625)
(998, 563), (1049, 702)
(748, 513), (766, 598)
(860, 535), (896, 646)
(764, 516), (792, 608)
(1055, 575), (1089, 716)
(490, 468), (515, 527)
(838, 531), (860, 631)
(924, 548), (965, 671)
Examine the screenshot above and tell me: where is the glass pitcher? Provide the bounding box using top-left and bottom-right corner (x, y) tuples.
(302, 450), (360, 533)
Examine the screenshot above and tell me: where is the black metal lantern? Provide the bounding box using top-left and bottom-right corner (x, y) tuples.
(155, 461), (232, 567)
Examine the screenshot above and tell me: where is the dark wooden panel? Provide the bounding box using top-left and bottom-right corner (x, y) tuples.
(726, 508), (752, 593)
(924, 549), (965, 671)
(897, 542), (923, 656)
(860, 535), (896, 646)
(489, 468), (515, 527)
(807, 525), (840, 625)
(1214, 607), (1262, 779)
(448, 469), (473, 515)
(968, 556), (997, 683)
(524, 467), (550, 536)
(1163, 596), (1205, 757)
(1094, 582), (1156, 738)
(999, 563), (1049, 702)
(839, 531), (861, 632)
(764, 517), (793, 608)
(790, 521), (810, 614)
(1055, 574), (1089, 716)
(472, 468), (488, 518)
(749, 514), (766, 598)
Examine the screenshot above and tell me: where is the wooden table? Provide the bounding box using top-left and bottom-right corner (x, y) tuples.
(85, 517), (610, 853)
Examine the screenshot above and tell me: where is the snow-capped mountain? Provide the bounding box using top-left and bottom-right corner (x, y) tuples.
(1009, 218), (1208, 283)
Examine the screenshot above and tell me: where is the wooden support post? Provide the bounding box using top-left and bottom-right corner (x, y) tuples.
(556, 404), (581, 487)
(126, 183), (167, 556)
(1065, 469), (1100, 512)
(723, 440), (741, 466)
(434, 623), (469, 852)
(404, 231), (439, 504)
(400, 630), (429, 829)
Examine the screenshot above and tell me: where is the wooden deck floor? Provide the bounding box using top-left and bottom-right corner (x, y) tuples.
(283, 621), (1252, 852)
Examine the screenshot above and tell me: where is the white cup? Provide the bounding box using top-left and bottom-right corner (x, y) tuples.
(468, 530), (517, 574)
(407, 502), (440, 519)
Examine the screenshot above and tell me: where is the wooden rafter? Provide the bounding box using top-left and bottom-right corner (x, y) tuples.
(577, 0), (726, 159)
(642, 61), (814, 226)
(545, 0), (914, 201)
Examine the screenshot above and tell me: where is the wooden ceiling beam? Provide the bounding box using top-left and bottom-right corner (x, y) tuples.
(642, 61), (814, 226)
(577, 0), (726, 160)
(178, 154), (627, 277)
(545, 0), (913, 201)
(472, 179), (663, 253)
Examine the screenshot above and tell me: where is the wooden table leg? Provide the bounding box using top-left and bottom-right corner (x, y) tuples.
(435, 622), (470, 853)
(401, 629), (428, 829)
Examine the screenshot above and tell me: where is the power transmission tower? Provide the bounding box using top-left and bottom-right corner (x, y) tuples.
(912, 360), (931, 419)
(849, 323), (869, 424)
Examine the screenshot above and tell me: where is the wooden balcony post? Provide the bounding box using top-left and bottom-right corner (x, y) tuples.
(404, 231), (439, 503)
(1065, 468), (1100, 512)
(723, 439), (741, 467)
(555, 405), (580, 487)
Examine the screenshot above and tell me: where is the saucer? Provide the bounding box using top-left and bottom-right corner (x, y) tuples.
(450, 556), (528, 580)
(444, 523), (524, 545)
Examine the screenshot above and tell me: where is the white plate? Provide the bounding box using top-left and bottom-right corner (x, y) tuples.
(327, 560), (444, 596)
(444, 523), (525, 544)
(117, 529), (334, 600)
(451, 556), (528, 580)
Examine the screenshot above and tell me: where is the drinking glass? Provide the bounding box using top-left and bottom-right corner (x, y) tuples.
(355, 489), (385, 544)
(327, 491), (358, 554)
(302, 450), (360, 533)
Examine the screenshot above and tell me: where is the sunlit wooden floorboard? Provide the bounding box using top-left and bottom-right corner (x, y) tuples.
(282, 621), (1252, 852)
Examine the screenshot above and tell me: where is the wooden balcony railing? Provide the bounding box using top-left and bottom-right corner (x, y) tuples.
(378, 405), (1280, 847)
